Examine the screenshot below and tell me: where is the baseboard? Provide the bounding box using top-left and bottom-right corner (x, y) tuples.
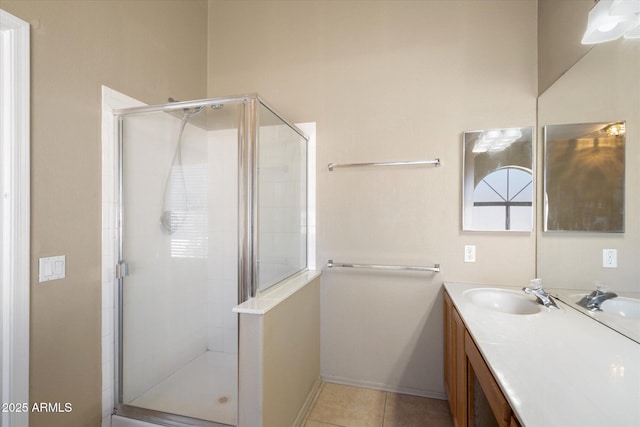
(321, 375), (447, 400)
(292, 376), (323, 427)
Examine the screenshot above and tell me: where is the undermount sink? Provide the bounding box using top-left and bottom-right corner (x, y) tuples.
(599, 297), (640, 319)
(464, 288), (541, 315)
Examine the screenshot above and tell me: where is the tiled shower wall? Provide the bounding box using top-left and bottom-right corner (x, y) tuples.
(257, 123), (308, 291)
(206, 129), (238, 355)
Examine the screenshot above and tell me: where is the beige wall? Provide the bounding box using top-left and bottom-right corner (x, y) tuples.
(538, 0), (595, 94)
(209, 0), (537, 396)
(0, 1), (207, 426)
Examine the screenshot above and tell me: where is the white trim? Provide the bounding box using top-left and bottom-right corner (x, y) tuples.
(321, 376), (447, 400)
(297, 122), (316, 271)
(291, 376), (322, 427)
(0, 9), (30, 427)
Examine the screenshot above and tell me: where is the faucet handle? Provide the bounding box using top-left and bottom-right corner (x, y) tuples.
(595, 281), (610, 294)
(528, 278), (543, 291)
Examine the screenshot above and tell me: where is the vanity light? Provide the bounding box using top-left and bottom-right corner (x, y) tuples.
(611, 0), (640, 15)
(625, 22), (640, 37)
(616, 0), (640, 38)
(582, 0), (640, 44)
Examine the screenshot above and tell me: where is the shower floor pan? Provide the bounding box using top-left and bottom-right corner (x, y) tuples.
(129, 351), (237, 426)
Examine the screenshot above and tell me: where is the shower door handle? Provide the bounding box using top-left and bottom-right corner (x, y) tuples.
(115, 261), (129, 279)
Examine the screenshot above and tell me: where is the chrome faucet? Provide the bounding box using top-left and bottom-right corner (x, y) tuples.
(577, 285), (618, 312)
(522, 279), (559, 309)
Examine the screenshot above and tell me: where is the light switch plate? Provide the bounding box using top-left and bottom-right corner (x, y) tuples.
(39, 255), (66, 282)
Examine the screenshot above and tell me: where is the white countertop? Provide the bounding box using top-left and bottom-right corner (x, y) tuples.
(444, 282), (640, 427)
(550, 288), (640, 344)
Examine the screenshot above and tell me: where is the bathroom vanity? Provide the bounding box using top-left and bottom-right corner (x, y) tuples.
(443, 282), (640, 427)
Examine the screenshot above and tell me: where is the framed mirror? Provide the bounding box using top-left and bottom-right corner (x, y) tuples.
(462, 127), (534, 231)
(543, 121), (625, 232)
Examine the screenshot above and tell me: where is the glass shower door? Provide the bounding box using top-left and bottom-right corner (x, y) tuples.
(118, 103), (240, 426)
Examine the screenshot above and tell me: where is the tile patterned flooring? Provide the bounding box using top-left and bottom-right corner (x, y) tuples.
(304, 383), (454, 427)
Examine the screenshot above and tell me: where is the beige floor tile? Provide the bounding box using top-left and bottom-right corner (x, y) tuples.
(307, 383), (386, 427)
(383, 393), (454, 427)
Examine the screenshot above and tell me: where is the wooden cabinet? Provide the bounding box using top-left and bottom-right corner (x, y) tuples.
(444, 290), (522, 427)
(466, 331), (511, 427)
(444, 291), (467, 427)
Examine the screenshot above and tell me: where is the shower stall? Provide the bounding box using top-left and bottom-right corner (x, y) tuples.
(112, 94), (309, 426)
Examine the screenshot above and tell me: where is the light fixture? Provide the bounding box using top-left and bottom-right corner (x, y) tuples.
(611, 0), (640, 15)
(582, 0), (640, 44)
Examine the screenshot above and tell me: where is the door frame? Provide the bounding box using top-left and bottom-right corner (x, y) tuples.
(0, 9), (30, 427)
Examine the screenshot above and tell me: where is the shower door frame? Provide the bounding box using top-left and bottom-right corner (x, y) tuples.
(112, 93), (309, 427)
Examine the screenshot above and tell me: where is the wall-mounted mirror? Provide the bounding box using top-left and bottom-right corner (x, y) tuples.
(537, 39), (639, 342)
(462, 127), (534, 231)
(544, 121), (625, 233)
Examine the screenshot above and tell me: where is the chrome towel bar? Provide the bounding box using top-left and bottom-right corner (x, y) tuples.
(327, 159), (440, 171)
(327, 260), (440, 273)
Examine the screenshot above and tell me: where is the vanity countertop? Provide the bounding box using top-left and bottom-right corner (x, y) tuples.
(444, 282), (640, 427)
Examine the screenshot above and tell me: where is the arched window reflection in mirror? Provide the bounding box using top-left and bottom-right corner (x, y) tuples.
(462, 127), (534, 232)
(473, 167), (533, 231)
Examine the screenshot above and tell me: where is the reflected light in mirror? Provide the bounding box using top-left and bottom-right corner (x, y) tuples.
(473, 128), (523, 153)
(605, 121), (626, 135)
(543, 121), (625, 233)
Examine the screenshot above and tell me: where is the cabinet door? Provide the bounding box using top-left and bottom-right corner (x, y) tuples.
(465, 332), (511, 427)
(444, 291), (467, 427)
(444, 292), (454, 413)
(453, 306), (467, 427)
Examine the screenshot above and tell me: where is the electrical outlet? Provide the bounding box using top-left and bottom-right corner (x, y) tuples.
(464, 245), (476, 263)
(603, 249), (617, 269)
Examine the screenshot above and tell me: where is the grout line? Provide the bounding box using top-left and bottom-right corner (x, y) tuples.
(303, 382), (348, 427)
